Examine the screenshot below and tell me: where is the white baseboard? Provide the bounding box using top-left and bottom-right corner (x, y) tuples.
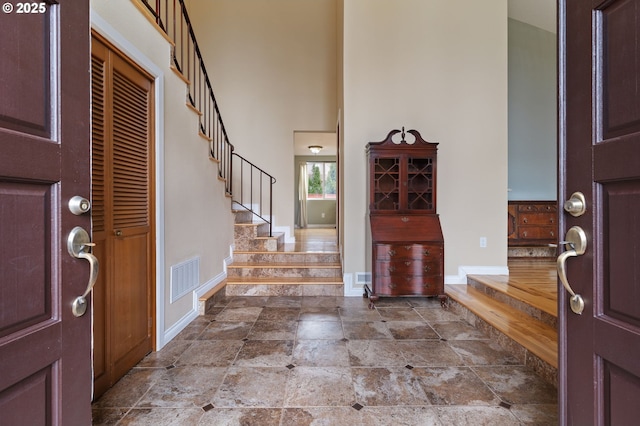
(162, 248), (232, 347)
(273, 225), (295, 243)
(163, 306), (200, 344)
(445, 265), (509, 285)
(347, 266), (508, 291)
(343, 273), (364, 297)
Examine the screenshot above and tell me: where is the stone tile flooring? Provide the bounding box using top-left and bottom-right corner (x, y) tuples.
(92, 296), (558, 425)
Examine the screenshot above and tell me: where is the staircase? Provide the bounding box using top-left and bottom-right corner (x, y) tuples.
(137, 0), (343, 309)
(445, 260), (558, 387)
(226, 210), (343, 297)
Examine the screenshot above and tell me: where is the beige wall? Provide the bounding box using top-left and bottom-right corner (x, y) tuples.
(188, 0), (339, 237)
(342, 0), (509, 280)
(92, 0), (235, 344)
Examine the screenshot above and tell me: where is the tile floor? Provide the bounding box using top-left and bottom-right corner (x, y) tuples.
(92, 295), (558, 425)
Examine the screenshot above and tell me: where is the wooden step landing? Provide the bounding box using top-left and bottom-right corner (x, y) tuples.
(467, 275), (557, 329)
(468, 272), (556, 316)
(197, 280), (226, 315)
(446, 283), (557, 386)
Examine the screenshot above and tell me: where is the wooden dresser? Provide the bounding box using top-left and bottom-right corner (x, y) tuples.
(508, 201), (558, 246)
(366, 128), (445, 305)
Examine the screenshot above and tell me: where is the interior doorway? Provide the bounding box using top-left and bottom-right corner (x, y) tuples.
(507, 1), (558, 256)
(293, 131), (338, 229)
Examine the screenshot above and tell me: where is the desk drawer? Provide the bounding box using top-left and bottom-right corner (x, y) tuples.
(375, 243), (443, 260)
(375, 259), (441, 277)
(374, 275), (443, 296)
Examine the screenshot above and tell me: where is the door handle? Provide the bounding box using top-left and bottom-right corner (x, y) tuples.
(557, 226), (586, 314)
(67, 226), (99, 317)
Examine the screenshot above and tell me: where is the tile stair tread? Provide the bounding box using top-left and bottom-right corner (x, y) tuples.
(445, 283), (558, 368)
(233, 250), (340, 255)
(226, 276), (343, 284)
(229, 262), (342, 268)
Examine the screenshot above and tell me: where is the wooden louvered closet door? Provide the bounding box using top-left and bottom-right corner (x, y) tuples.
(91, 34), (155, 399)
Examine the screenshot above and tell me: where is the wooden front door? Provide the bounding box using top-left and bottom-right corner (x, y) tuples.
(0, 3), (92, 425)
(560, 0), (640, 423)
(91, 35), (155, 399)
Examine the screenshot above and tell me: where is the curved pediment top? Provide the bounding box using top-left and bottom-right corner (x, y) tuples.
(366, 127), (438, 150)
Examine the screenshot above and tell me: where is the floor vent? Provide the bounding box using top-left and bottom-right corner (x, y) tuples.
(170, 257), (200, 303)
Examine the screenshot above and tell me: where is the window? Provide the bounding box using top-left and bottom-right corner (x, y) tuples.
(306, 162), (336, 199)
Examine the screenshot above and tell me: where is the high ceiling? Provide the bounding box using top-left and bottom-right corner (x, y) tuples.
(294, 1), (557, 157)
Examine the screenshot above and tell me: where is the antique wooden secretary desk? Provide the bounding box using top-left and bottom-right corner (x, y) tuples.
(365, 128), (446, 306)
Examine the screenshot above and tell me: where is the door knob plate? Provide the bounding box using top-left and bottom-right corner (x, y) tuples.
(562, 225), (587, 255)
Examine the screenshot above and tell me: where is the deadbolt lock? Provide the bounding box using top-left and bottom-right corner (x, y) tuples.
(69, 196), (91, 215)
(564, 192), (586, 217)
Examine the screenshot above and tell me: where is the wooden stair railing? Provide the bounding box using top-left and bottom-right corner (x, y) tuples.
(139, 0), (275, 236)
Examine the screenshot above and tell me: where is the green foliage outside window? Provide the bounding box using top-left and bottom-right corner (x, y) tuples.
(308, 164), (323, 195)
(325, 163), (336, 195)
(306, 162), (336, 199)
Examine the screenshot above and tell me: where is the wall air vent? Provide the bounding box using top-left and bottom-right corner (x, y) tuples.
(170, 257), (200, 303)
(355, 272), (371, 285)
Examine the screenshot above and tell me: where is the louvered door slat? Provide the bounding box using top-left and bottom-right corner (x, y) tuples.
(113, 122), (148, 143)
(112, 69), (149, 230)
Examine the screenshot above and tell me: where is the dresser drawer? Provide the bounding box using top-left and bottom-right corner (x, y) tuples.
(517, 213), (556, 226)
(518, 226), (556, 240)
(375, 259), (441, 277)
(375, 243), (443, 260)
(508, 201), (558, 246)
(518, 203), (557, 213)
(374, 275), (443, 296)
